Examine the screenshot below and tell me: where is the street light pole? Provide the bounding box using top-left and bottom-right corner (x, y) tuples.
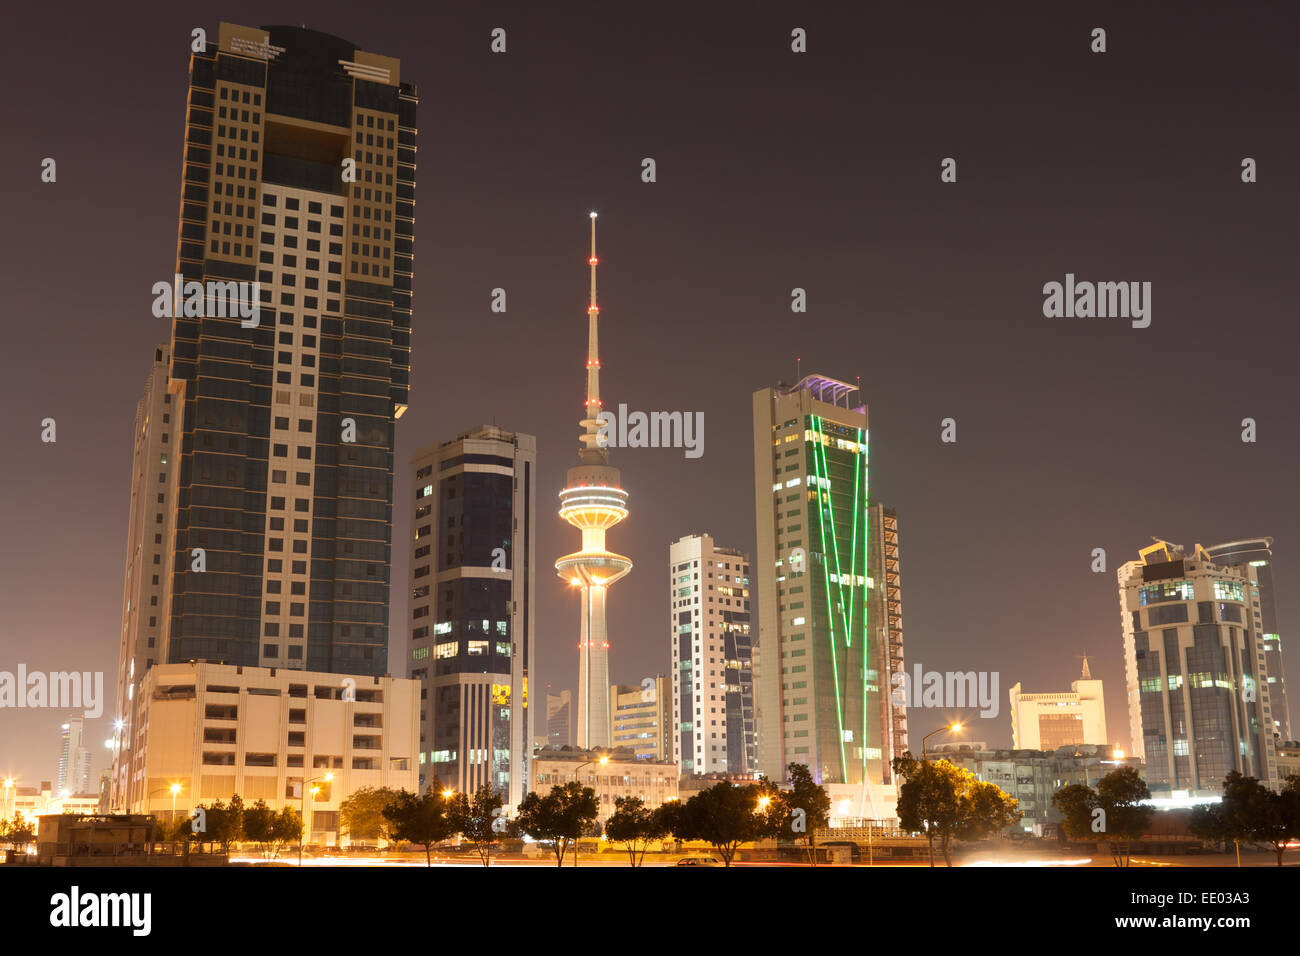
(918, 723), (962, 868)
(570, 754), (608, 867)
(298, 771), (333, 867)
(920, 722), (963, 761)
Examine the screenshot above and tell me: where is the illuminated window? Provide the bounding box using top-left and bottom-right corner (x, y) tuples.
(1139, 580), (1195, 606)
(434, 642), (457, 659)
(1214, 580), (1245, 602)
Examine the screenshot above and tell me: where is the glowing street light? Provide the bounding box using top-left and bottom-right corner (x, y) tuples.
(299, 771), (333, 866)
(921, 722), (964, 761)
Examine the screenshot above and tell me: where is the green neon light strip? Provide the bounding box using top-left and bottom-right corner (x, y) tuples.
(810, 415), (848, 778)
(809, 415), (870, 784)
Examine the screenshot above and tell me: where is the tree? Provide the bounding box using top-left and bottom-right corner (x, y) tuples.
(179, 795), (245, 854)
(451, 785), (505, 867)
(1053, 768), (1153, 866)
(605, 796), (669, 866)
(1095, 766), (1155, 867)
(1189, 803), (1237, 857)
(218, 794), (245, 853)
(893, 754), (1018, 866)
(516, 782), (599, 866)
(955, 780), (1022, 848)
(340, 786), (400, 846)
(381, 781), (456, 866)
(1051, 783), (1100, 845)
(0, 814), (36, 853)
(674, 781), (769, 867)
(893, 753), (964, 866)
(243, 800), (301, 860)
(1216, 770), (1300, 866)
(775, 764), (830, 865)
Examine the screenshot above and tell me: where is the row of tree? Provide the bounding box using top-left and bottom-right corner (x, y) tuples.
(1053, 767), (1300, 866)
(184, 762), (1300, 868)
(342, 764), (833, 867)
(1188, 771), (1300, 866)
(177, 795), (303, 859)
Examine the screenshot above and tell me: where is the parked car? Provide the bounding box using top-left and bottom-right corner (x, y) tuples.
(676, 855), (722, 867)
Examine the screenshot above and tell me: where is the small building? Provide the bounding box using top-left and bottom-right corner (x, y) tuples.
(533, 749), (677, 822)
(36, 814), (157, 866)
(929, 742), (1142, 834)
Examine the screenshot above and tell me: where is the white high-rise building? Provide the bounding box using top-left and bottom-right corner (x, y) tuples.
(57, 718), (92, 796)
(1008, 659), (1107, 750)
(669, 534), (754, 774)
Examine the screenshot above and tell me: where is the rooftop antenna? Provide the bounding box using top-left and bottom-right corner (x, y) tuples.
(797, 356), (801, 383)
(577, 211), (606, 465)
(1075, 652), (1092, 680)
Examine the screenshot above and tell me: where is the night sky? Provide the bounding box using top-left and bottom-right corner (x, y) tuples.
(3, 0), (1298, 786)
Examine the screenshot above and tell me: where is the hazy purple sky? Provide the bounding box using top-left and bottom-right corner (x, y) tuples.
(3, 0), (1298, 785)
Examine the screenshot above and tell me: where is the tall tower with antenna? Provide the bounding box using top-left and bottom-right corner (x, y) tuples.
(556, 212), (632, 750)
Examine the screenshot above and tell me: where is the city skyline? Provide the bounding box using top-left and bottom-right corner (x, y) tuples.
(5, 1), (1300, 789)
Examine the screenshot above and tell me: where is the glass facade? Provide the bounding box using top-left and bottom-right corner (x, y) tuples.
(167, 26), (416, 676)
(805, 413), (875, 786)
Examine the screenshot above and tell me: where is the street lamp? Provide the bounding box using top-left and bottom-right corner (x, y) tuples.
(169, 783), (181, 821)
(570, 754), (609, 867)
(921, 722), (963, 761)
(3, 777), (14, 821)
(298, 771), (333, 866)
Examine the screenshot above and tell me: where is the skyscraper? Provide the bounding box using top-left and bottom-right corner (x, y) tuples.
(1008, 658), (1107, 750)
(112, 22), (419, 815)
(556, 214), (632, 750)
(57, 718), (91, 796)
(546, 689), (573, 749)
(669, 534), (754, 774)
(110, 344), (174, 808)
(408, 426), (536, 807)
(1205, 538), (1292, 742)
(162, 23), (416, 674)
(1118, 540), (1278, 795)
(752, 374), (903, 807)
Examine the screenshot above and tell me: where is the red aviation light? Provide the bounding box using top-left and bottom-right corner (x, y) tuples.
(588, 306), (599, 313)
(589, 257), (598, 265)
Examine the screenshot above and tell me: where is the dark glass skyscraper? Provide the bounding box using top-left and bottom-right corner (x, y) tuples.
(1205, 538), (1292, 742)
(408, 427), (536, 808)
(162, 23), (416, 676)
(1119, 541), (1278, 794)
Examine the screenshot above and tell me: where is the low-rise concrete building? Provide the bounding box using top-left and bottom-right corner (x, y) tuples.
(123, 661), (418, 845)
(929, 742), (1142, 834)
(533, 748), (677, 822)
